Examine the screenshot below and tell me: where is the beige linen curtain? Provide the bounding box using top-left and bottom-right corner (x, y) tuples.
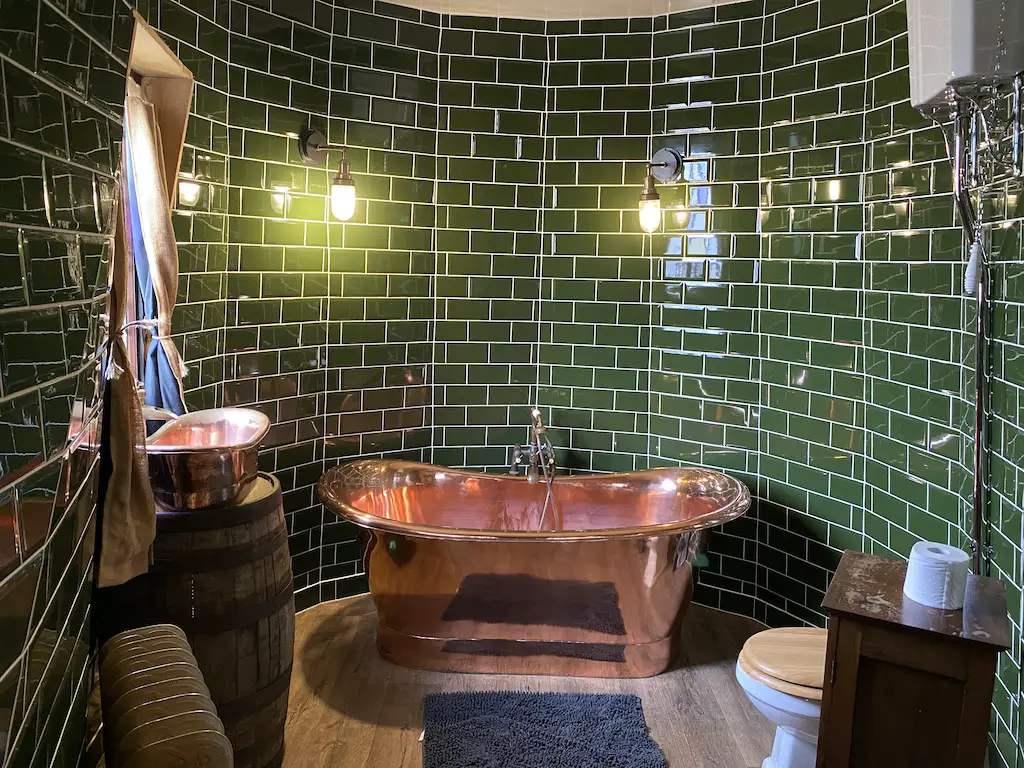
(98, 78), (188, 587)
(98, 139), (155, 588)
(123, 77), (189, 396)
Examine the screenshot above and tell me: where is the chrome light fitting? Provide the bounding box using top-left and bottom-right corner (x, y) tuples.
(298, 128), (357, 221)
(638, 147), (683, 233)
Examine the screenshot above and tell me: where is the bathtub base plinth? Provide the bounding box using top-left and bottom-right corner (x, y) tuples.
(376, 624), (679, 678)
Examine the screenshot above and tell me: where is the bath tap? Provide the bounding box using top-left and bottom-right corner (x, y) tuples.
(527, 408), (557, 484)
(507, 409), (557, 483)
(509, 442), (545, 483)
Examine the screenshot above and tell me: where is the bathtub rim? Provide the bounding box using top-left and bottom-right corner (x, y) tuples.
(317, 459), (751, 543)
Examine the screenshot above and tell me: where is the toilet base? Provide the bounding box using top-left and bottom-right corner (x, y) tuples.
(763, 725), (817, 768)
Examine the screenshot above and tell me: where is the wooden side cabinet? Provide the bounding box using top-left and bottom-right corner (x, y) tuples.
(816, 551), (1010, 768)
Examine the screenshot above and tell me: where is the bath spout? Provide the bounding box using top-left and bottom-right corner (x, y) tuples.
(528, 407), (557, 479)
(509, 410), (558, 480)
(530, 407), (546, 434)
(524, 407), (559, 529)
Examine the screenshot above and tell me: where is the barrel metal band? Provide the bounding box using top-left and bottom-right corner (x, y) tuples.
(233, 738), (285, 768)
(152, 527), (288, 572)
(173, 579), (295, 635)
(216, 663), (293, 721)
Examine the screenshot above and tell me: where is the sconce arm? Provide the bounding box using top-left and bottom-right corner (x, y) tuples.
(298, 129), (347, 165)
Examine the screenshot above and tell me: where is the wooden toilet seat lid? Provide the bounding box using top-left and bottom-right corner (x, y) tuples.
(739, 627), (828, 700)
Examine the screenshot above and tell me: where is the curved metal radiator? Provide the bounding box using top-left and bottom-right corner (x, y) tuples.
(96, 625), (233, 768)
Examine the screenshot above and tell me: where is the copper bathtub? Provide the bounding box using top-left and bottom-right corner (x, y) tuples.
(317, 460), (750, 678)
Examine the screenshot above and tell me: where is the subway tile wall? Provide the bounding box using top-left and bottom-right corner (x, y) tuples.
(648, 2), (765, 619)
(141, 0), (1022, 761)
(537, 17), (658, 478)
(0, 0), (133, 766)
(432, 13), (547, 471)
(983, 154), (1023, 767)
(139, 0), (441, 608)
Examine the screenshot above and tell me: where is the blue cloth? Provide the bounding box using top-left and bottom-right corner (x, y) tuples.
(422, 692), (667, 768)
(123, 131), (185, 417)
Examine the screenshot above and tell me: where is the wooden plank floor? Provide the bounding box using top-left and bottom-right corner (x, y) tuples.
(282, 595), (775, 768)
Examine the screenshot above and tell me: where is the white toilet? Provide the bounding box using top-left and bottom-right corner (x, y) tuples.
(734, 627), (828, 768)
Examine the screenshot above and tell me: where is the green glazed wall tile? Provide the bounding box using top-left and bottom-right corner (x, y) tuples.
(136, 8), (1024, 753)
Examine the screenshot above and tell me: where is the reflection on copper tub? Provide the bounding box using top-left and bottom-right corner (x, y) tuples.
(317, 459), (751, 678)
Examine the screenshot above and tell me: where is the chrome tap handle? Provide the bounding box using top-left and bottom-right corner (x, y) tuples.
(509, 444), (525, 475)
(539, 442), (556, 475)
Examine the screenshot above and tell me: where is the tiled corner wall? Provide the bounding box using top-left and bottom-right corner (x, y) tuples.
(0, 0), (132, 766)
(143, 0), (1024, 761)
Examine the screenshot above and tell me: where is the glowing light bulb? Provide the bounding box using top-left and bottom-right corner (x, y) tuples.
(638, 164), (662, 234)
(178, 179), (201, 207)
(331, 180), (356, 221)
(639, 197), (662, 233)
(330, 150), (357, 221)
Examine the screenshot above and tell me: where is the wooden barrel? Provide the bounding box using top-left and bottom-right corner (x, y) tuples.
(144, 472), (294, 768)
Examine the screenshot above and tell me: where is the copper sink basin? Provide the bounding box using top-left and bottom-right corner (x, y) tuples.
(147, 408), (270, 509)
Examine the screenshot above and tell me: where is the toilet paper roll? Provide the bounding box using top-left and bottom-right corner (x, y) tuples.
(903, 541), (970, 610)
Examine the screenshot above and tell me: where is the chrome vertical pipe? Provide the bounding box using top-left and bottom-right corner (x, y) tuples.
(960, 101), (989, 577)
(951, 101), (987, 576)
(953, 104), (977, 236)
(1014, 75), (1023, 177)
(973, 239), (989, 576)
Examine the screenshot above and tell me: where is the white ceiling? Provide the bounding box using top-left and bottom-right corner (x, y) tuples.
(400, 0), (745, 21)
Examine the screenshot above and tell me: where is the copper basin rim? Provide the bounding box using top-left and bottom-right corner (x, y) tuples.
(146, 408), (271, 509)
(146, 408), (270, 454)
(316, 459), (752, 541)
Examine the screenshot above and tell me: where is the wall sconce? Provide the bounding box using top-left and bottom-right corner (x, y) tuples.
(639, 148), (683, 234)
(298, 129), (357, 221)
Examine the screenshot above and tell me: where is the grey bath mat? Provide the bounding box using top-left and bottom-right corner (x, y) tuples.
(422, 691), (667, 768)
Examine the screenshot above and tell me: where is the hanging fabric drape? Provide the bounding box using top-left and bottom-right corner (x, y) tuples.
(98, 78), (190, 587)
(123, 78), (187, 415)
(97, 139), (157, 588)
